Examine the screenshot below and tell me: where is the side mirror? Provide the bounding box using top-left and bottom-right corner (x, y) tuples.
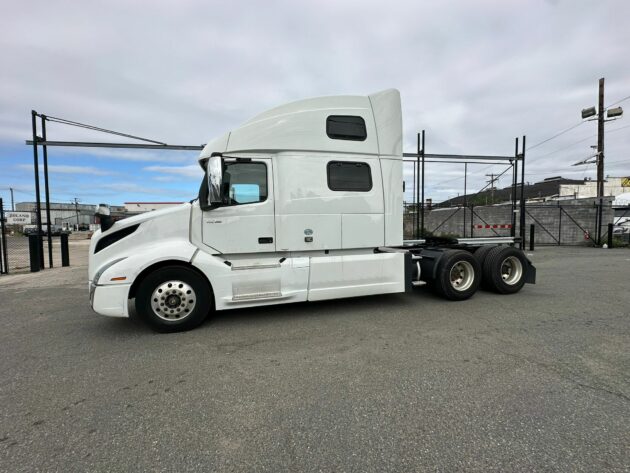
(207, 155), (223, 204)
(95, 203), (114, 232)
(199, 155), (224, 210)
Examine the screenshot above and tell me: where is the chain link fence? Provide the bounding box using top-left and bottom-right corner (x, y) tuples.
(0, 234), (73, 274)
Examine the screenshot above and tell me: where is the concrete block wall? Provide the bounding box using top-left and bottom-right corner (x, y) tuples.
(403, 197), (614, 245)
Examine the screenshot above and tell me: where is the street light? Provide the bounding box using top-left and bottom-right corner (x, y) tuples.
(580, 78), (625, 244)
(579, 78), (624, 199)
(607, 106), (623, 119)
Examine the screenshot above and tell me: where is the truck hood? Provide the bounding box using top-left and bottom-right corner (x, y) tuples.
(99, 202), (192, 236)
(88, 202), (193, 281)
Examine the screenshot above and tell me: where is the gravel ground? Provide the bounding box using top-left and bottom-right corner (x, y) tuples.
(0, 246), (628, 472)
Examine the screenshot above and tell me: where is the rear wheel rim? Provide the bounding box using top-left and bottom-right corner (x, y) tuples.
(150, 280), (196, 321)
(501, 256), (523, 285)
(449, 261), (475, 291)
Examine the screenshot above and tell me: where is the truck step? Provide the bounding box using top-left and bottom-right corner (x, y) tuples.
(232, 291), (283, 301)
(412, 280), (427, 287)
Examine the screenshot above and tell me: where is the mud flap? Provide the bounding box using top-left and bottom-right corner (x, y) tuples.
(524, 258), (536, 284)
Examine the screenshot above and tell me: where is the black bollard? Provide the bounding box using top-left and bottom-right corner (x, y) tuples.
(28, 234), (41, 272)
(60, 233), (70, 267)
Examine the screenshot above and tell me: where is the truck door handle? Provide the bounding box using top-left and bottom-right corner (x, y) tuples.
(258, 237), (273, 244)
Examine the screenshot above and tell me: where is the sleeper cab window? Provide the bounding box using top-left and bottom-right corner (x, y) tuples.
(326, 115), (367, 141)
(224, 161), (268, 204)
(327, 161), (372, 192)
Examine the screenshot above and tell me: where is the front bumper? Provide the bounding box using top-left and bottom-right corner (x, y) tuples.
(89, 282), (131, 318)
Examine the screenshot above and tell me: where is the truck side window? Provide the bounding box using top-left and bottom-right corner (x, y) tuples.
(223, 161), (268, 205)
(327, 161), (372, 192)
(326, 115), (367, 141)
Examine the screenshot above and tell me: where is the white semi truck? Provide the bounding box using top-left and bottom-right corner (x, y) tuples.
(88, 89), (535, 332)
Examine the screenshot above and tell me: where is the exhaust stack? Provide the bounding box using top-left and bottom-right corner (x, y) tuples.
(95, 204), (114, 232)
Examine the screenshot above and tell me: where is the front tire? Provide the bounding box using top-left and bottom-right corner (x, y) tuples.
(136, 266), (212, 332)
(433, 249), (481, 301)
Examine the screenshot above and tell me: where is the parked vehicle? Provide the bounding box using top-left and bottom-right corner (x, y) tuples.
(88, 89), (536, 332)
(22, 225), (69, 236)
(22, 225), (42, 236)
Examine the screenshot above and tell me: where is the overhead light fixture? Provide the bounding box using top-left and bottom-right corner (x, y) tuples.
(606, 106), (623, 118)
(572, 154), (598, 166)
(581, 106), (597, 119)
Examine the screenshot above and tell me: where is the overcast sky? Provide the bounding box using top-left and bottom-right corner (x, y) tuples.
(1, 0), (629, 208)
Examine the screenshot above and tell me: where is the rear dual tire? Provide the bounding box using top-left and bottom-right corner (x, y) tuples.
(431, 250), (481, 301)
(479, 246), (527, 294)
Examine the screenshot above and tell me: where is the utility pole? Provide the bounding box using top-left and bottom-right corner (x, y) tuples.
(580, 77), (624, 245)
(596, 77), (605, 198)
(73, 198), (80, 229)
(9, 187), (14, 211)
(486, 173), (498, 203)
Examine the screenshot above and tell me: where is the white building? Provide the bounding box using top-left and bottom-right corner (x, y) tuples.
(124, 202), (184, 214)
(559, 176), (630, 199)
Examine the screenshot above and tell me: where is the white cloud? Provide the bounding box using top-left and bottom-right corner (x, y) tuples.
(99, 182), (190, 196)
(143, 164), (201, 178)
(14, 163), (116, 176)
(55, 146), (199, 164)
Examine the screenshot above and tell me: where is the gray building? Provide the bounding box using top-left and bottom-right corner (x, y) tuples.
(15, 202), (128, 228)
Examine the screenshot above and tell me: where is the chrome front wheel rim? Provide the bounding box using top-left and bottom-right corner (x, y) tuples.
(501, 256), (523, 285)
(449, 261), (475, 292)
(151, 280), (196, 321)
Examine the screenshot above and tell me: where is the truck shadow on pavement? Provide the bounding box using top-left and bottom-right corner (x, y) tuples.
(97, 288), (439, 335)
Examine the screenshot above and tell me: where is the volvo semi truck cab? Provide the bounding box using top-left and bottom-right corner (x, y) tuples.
(88, 89), (535, 332)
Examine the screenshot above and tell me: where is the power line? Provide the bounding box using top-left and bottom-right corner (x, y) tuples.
(529, 134), (596, 162)
(528, 123), (630, 165)
(606, 94), (630, 108)
(423, 162), (497, 187)
(607, 123), (630, 134)
(457, 164), (513, 200)
(526, 121), (585, 151)
(526, 158), (629, 177)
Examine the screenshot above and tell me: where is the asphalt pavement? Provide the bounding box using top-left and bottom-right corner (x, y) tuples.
(0, 246), (628, 472)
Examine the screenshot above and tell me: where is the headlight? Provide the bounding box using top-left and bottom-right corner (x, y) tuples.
(93, 257), (127, 285)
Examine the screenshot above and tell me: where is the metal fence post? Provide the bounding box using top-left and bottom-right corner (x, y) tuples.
(41, 114), (54, 268)
(31, 110), (44, 269)
(0, 198), (8, 274)
(28, 234), (41, 272)
(558, 205), (562, 246)
(420, 130), (425, 238)
(529, 224), (535, 251)
(607, 223), (613, 248)
(60, 233), (70, 266)
(519, 136), (526, 250)
(597, 198), (604, 246)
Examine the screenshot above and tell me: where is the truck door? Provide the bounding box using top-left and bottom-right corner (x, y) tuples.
(201, 157), (276, 254)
